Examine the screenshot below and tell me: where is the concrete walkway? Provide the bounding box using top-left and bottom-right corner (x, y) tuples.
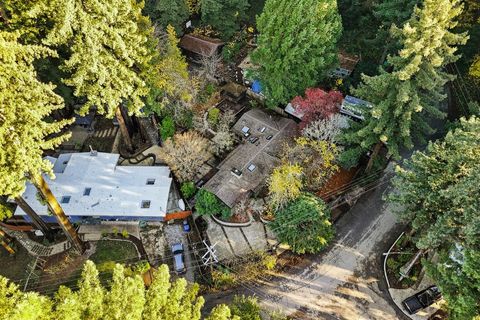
(205, 217), (270, 261)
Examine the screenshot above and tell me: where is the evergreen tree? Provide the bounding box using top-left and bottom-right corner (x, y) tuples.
(0, 31), (84, 251)
(373, 0), (419, 60)
(0, 262), (236, 319)
(144, 0), (189, 34)
(388, 117), (480, 319)
(44, 0), (156, 150)
(201, 0), (249, 40)
(251, 0), (342, 107)
(271, 193), (334, 254)
(340, 0), (468, 167)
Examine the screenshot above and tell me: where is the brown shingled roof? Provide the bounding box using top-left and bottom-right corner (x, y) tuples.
(179, 34), (224, 57)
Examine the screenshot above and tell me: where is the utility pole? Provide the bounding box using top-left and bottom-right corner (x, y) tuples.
(201, 240), (219, 266)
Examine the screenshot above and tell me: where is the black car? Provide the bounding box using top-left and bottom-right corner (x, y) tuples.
(402, 285), (442, 315)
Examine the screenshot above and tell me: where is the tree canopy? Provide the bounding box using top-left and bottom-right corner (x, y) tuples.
(271, 193), (334, 254)
(341, 0), (468, 164)
(0, 31), (72, 199)
(0, 261), (241, 320)
(252, 0), (342, 107)
(144, 0), (189, 34)
(388, 117), (480, 319)
(201, 0), (249, 40)
(45, 0), (155, 118)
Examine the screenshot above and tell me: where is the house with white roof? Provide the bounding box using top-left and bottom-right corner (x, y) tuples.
(14, 152), (173, 222)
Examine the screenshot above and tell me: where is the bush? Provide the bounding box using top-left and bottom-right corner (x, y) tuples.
(222, 41), (242, 63)
(195, 189), (231, 218)
(270, 193), (334, 254)
(230, 295), (261, 320)
(211, 267), (236, 289)
(181, 181), (197, 199)
(160, 115), (175, 141)
(207, 107), (221, 127)
(121, 229), (129, 239)
(262, 254), (277, 271)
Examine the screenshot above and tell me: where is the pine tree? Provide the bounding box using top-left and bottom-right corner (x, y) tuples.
(0, 30), (84, 252)
(340, 0), (468, 167)
(144, 0), (189, 34)
(388, 117), (480, 319)
(251, 0), (342, 107)
(44, 0), (156, 151)
(0, 262), (237, 319)
(201, 0), (249, 40)
(373, 0), (419, 61)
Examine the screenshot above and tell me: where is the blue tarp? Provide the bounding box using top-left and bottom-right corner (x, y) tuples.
(251, 80), (262, 94)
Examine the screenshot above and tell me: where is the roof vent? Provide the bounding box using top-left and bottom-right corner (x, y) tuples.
(89, 145), (97, 156)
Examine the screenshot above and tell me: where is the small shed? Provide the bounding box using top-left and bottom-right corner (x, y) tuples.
(331, 51), (360, 78)
(179, 34), (224, 58)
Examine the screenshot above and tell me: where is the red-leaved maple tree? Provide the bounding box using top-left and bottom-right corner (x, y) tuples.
(291, 88), (343, 129)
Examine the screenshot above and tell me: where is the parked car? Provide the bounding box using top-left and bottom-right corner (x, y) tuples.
(171, 243), (186, 274)
(249, 137), (259, 144)
(183, 219), (191, 232)
(266, 135), (273, 140)
(402, 285), (442, 315)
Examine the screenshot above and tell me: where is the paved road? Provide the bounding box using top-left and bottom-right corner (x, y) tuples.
(205, 170), (408, 320)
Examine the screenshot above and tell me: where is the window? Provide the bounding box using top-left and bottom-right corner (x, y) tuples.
(61, 196), (71, 204)
(146, 178), (155, 185)
(141, 200), (151, 209)
(83, 188), (91, 196)
(247, 164), (256, 172)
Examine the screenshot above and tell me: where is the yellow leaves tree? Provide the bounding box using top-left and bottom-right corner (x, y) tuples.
(144, 24), (197, 118)
(281, 137), (339, 191)
(470, 56), (480, 80)
(267, 164), (303, 211)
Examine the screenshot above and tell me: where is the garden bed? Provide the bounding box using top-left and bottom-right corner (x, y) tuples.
(385, 233), (423, 289)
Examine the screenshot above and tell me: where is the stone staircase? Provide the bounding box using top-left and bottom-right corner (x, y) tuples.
(2, 228), (70, 257)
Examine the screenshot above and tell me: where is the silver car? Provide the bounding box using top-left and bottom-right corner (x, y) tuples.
(171, 243), (186, 274)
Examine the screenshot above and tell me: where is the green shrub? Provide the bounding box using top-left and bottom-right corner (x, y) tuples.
(121, 229), (129, 239)
(195, 189), (231, 218)
(230, 295), (261, 320)
(160, 115), (175, 141)
(338, 147), (364, 169)
(222, 41), (242, 63)
(262, 254), (277, 271)
(212, 267), (236, 289)
(112, 227), (118, 236)
(207, 107), (220, 127)
(181, 181), (197, 199)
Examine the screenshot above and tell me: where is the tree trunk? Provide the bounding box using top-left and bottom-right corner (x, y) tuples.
(116, 106), (134, 152)
(0, 229), (15, 254)
(366, 141), (383, 172)
(31, 174), (86, 254)
(15, 196), (55, 242)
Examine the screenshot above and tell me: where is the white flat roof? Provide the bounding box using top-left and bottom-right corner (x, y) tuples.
(14, 152), (172, 218)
